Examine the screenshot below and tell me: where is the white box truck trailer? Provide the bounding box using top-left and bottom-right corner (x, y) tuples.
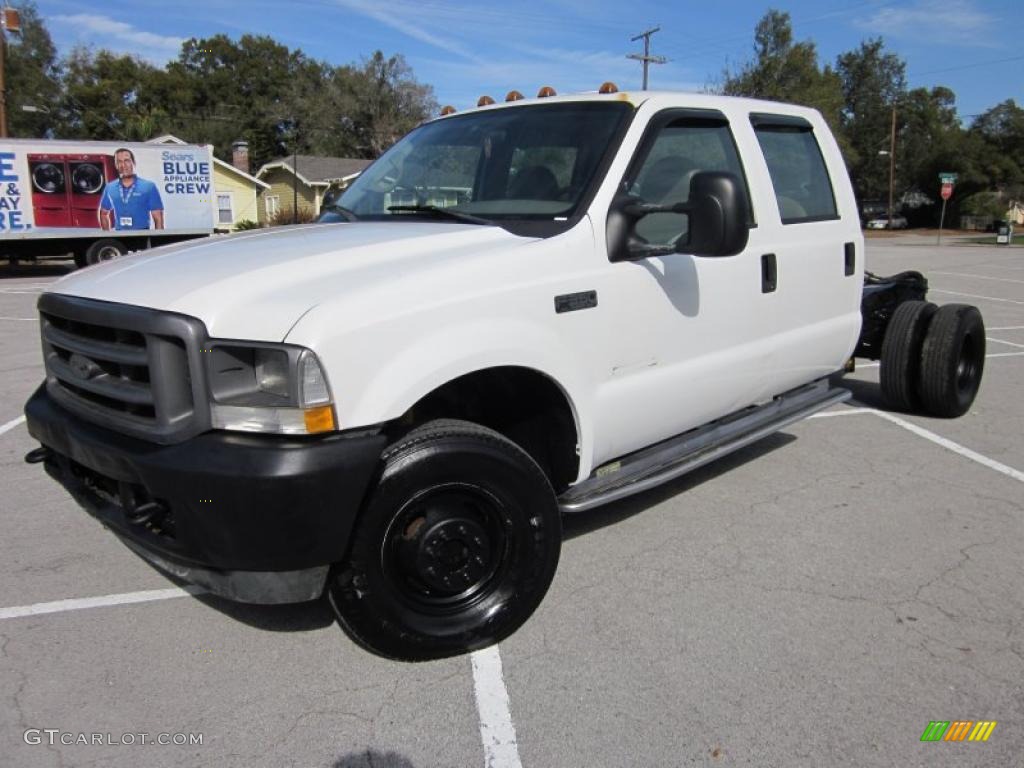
(0, 139), (216, 267)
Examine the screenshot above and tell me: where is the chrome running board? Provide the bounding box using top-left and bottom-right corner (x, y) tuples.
(558, 378), (850, 514)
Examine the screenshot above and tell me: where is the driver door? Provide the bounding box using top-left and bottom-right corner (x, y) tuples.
(591, 109), (777, 465)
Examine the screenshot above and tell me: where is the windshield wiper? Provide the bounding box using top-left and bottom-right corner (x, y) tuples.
(387, 205), (492, 226)
(321, 203), (359, 221)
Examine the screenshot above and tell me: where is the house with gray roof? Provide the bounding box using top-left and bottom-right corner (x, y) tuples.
(255, 155), (373, 224)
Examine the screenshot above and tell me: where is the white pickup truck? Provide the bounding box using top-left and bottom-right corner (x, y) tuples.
(24, 89), (985, 660)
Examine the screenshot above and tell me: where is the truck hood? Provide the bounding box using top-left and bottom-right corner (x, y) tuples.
(46, 222), (532, 340)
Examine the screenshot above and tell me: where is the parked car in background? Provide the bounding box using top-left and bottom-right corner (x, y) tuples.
(866, 213), (908, 230)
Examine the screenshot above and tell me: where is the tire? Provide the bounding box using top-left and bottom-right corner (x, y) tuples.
(84, 238), (126, 265)
(879, 300), (936, 412)
(918, 304), (985, 418)
(329, 419), (561, 661)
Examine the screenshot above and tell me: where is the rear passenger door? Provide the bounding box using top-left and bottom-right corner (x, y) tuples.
(749, 113), (863, 392)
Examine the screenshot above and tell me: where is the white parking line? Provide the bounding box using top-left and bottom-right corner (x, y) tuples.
(0, 415), (26, 436)
(872, 411), (1024, 484)
(988, 337), (1024, 349)
(931, 271), (1024, 285)
(989, 326), (1024, 331)
(471, 646), (523, 768)
(0, 586), (206, 621)
(0, 316), (35, 321)
(929, 289), (1024, 306)
(808, 408), (875, 419)
(854, 350), (1024, 369)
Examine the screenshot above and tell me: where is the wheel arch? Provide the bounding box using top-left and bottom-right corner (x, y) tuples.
(386, 365), (582, 493)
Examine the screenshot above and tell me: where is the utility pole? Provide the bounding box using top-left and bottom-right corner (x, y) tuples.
(0, 27), (6, 138)
(887, 106), (896, 229)
(0, 7), (20, 137)
(627, 27), (666, 91)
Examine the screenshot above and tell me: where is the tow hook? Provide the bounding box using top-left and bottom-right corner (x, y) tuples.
(125, 501), (168, 527)
(24, 446), (51, 464)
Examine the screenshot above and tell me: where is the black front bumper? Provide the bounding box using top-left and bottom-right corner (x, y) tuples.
(25, 384), (386, 603)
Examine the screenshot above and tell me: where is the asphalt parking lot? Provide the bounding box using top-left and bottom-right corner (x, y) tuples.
(1, 239), (1022, 768)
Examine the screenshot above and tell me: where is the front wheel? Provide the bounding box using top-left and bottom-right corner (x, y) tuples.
(329, 419), (561, 661)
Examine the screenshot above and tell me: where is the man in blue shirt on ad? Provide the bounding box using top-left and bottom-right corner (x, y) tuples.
(99, 148), (165, 230)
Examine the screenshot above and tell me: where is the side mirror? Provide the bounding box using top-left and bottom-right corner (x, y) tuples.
(606, 171), (749, 262)
(682, 171), (749, 257)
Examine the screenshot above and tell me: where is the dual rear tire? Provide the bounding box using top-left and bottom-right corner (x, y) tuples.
(880, 301), (985, 417)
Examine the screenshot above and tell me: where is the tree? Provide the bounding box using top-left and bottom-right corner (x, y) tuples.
(722, 11), (844, 139)
(963, 99), (1024, 216)
(56, 47), (167, 140)
(323, 52), (437, 158)
(835, 39), (907, 202)
(4, 1), (61, 138)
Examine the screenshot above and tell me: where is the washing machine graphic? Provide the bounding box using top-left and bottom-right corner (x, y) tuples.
(68, 154), (117, 227)
(29, 154), (70, 227)
(28, 153), (117, 228)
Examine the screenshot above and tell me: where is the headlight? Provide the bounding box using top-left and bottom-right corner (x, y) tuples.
(205, 342), (336, 435)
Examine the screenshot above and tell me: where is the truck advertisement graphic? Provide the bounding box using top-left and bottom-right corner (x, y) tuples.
(0, 139), (215, 239)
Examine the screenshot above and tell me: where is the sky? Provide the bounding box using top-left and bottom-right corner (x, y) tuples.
(33, 0), (1024, 124)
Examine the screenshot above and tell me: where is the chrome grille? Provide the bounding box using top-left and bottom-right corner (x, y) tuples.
(38, 294), (210, 444)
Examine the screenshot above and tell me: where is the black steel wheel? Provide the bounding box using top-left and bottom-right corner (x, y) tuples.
(879, 300), (937, 412)
(330, 419), (561, 661)
(918, 304), (985, 418)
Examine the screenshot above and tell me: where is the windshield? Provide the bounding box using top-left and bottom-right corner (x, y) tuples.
(338, 102), (632, 226)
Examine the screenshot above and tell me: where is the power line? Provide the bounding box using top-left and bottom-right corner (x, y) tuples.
(910, 54), (1024, 78)
(627, 27), (666, 90)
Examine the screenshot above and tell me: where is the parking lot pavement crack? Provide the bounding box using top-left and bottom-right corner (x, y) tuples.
(367, 678), (401, 745)
(909, 538), (1001, 611)
(4, 632), (67, 768)
(900, 628), (1023, 687)
(281, 707), (372, 742)
(737, 581), (891, 609)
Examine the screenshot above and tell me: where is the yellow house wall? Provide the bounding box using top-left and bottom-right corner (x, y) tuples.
(212, 165), (262, 229)
(258, 168), (320, 224)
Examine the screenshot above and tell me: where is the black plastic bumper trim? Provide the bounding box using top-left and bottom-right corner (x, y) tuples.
(24, 384), (386, 575)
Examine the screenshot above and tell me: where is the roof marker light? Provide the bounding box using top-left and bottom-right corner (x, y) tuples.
(599, 81), (619, 94)
(440, 105), (457, 116)
(537, 86), (557, 98)
(477, 95), (495, 107)
(505, 90), (524, 102)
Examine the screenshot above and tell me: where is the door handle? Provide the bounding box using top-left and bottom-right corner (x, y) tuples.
(844, 242), (856, 276)
(761, 253), (777, 293)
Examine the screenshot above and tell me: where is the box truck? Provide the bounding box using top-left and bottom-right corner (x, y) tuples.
(0, 139), (216, 267)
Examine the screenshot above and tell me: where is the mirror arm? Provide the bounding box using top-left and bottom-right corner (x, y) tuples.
(622, 200), (691, 217)
(627, 242), (678, 258)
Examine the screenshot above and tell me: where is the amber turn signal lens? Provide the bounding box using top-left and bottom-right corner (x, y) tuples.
(303, 405), (336, 434)
(505, 90), (524, 102)
(537, 85), (556, 98)
(477, 95), (495, 106)
(440, 105), (457, 116)
(598, 81), (618, 94)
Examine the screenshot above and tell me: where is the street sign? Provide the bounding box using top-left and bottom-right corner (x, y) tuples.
(941, 183), (953, 200)
(939, 172), (958, 184)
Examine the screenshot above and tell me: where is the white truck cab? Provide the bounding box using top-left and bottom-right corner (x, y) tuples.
(24, 89), (985, 660)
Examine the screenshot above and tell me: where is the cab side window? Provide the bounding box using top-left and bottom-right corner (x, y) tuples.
(751, 114), (838, 224)
(627, 116), (751, 248)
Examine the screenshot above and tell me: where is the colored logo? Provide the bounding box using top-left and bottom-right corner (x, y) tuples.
(920, 721), (997, 742)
